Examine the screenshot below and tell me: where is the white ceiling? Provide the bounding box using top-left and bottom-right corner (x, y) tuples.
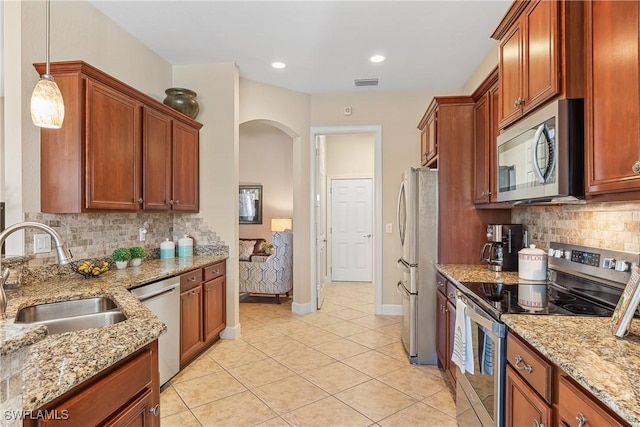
(94, 1), (511, 94)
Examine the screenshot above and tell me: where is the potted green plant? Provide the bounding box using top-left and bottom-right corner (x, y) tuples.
(112, 247), (132, 270)
(261, 241), (274, 255)
(129, 246), (146, 267)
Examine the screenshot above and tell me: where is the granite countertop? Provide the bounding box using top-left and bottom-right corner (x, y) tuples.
(436, 264), (640, 426)
(0, 254), (227, 411)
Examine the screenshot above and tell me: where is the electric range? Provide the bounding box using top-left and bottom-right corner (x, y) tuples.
(458, 242), (640, 321)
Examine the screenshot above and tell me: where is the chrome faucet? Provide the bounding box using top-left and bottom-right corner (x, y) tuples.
(0, 222), (73, 320)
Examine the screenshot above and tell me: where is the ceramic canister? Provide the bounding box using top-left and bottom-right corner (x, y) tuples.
(160, 238), (175, 259)
(518, 244), (548, 281)
(178, 235), (194, 257)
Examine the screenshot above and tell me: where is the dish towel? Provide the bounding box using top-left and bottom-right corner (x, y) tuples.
(480, 326), (494, 376)
(451, 298), (474, 374)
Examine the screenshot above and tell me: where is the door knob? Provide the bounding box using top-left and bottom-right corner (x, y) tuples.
(363, 234), (372, 238)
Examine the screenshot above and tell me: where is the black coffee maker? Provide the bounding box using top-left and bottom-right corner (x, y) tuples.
(480, 224), (524, 271)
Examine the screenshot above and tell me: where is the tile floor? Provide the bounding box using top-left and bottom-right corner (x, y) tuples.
(160, 282), (457, 426)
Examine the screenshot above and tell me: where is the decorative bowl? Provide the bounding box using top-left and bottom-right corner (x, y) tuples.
(70, 258), (113, 278)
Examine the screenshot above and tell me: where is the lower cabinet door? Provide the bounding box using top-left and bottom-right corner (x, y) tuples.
(204, 276), (226, 343)
(105, 389), (157, 427)
(436, 291), (447, 368)
(180, 286), (204, 365)
(557, 374), (627, 427)
(505, 365), (551, 427)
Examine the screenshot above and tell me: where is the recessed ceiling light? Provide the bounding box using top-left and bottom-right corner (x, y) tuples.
(272, 62), (287, 69)
(370, 55), (385, 63)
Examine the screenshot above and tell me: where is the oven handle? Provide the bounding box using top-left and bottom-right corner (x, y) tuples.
(457, 291), (503, 336)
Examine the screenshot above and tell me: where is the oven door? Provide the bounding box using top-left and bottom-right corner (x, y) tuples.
(456, 292), (507, 427)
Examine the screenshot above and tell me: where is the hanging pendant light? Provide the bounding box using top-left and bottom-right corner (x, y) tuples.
(30, 0), (64, 129)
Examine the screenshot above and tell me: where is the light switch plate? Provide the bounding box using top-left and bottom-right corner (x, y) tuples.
(385, 223), (393, 233)
(34, 234), (52, 254)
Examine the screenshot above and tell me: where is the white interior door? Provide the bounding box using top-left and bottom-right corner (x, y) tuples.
(331, 178), (373, 282)
(316, 137), (327, 309)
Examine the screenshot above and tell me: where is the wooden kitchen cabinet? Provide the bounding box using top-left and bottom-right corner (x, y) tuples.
(419, 96), (510, 264)
(506, 330), (630, 427)
(585, 1), (640, 197)
(36, 61), (202, 213)
(143, 108), (200, 211)
(418, 107), (438, 167)
(180, 260), (226, 367)
(505, 365), (551, 427)
(557, 374), (627, 427)
(435, 272), (456, 386)
(472, 68), (502, 205)
(24, 341), (160, 427)
(491, 0), (583, 129)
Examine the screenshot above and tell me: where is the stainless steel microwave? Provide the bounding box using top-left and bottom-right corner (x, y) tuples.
(495, 98), (584, 204)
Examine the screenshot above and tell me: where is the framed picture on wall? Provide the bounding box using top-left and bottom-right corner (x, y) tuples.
(239, 184), (263, 224)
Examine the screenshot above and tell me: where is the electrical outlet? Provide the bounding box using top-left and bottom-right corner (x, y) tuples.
(34, 234), (52, 254)
(385, 223), (393, 233)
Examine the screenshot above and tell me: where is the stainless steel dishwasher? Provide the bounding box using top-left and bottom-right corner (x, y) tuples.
(130, 276), (180, 387)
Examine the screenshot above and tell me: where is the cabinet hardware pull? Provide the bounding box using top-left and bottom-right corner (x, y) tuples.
(576, 413), (586, 427)
(532, 420), (545, 427)
(175, 200), (180, 205)
(137, 198), (143, 203)
(169, 200), (174, 205)
(514, 98), (519, 108)
(632, 161), (640, 174)
(514, 355), (533, 373)
(213, 269), (220, 274)
(189, 276), (197, 281)
(149, 403), (160, 416)
(448, 292), (455, 300)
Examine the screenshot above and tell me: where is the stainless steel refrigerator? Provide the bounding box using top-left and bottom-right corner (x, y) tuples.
(396, 167), (438, 364)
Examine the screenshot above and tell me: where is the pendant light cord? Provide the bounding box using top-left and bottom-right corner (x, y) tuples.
(45, 0), (51, 77)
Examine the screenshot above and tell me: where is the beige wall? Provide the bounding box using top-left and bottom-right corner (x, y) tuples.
(172, 63), (240, 336)
(311, 89), (458, 305)
(239, 79), (312, 310)
(239, 121), (294, 241)
(462, 43), (499, 95)
(325, 134), (374, 177)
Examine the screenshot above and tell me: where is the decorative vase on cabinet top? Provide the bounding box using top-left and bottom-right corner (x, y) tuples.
(163, 88), (200, 119)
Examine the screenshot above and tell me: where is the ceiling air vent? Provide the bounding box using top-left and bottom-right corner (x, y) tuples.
(354, 78), (379, 87)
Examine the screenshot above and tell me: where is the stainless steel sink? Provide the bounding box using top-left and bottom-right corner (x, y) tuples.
(15, 297), (127, 334)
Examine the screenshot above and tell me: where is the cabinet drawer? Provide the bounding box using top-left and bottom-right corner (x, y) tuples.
(204, 262), (225, 281)
(506, 332), (553, 404)
(180, 268), (203, 291)
(446, 281), (457, 302)
(436, 273), (448, 295)
(557, 374), (627, 427)
(36, 347), (152, 426)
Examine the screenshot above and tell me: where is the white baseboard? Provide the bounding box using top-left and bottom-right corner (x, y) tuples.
(292, 301), (315, 315)
(379, 304), (403, 316)
(220, 323), (241, 339)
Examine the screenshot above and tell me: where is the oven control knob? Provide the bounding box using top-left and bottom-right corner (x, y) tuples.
(548, 248), (555, 257)
(615, 260), (630, 272)
(554, 249), (564, 258)
(603, 258), (616, 269)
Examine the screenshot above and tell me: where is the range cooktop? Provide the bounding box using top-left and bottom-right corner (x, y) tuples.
(458, 242), (640, 321)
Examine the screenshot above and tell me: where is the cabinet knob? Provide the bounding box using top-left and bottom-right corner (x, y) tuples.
(576, 413), (586, 427)
(514, 354), (534, 373)
(532, 420), (545, 427)
(149, 403), (160, 416)
(169, 200), (174, 205)
(632, 161), (640, 174)
(137, 198), (143, 203)
(174, 199), (180, 205)
(514, 98), (519, 108)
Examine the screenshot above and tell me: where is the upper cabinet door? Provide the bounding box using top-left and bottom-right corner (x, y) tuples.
(495, 0), (560, 129)
(498, 22), (523, 127)
(172, 121), (199, 212)
(585, 0), (640, 195)
(85, 80), (142, 210)
(522, 0), (558, 113)
(143, 107), (173, 211)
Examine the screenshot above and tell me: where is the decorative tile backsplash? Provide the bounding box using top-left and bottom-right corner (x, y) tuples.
(512, 201), (640, 252)
(19, 212), (227, 266)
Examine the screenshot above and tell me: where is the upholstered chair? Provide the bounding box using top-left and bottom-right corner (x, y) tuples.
(239, 230), (293, 303)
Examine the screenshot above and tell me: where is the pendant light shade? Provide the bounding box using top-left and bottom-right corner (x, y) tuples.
(31, 0), (64, 129)
(31, 75), (64, 129)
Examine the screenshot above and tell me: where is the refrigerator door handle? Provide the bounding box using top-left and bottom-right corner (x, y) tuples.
(397, 180), (406, 247)
(397, 280), (417, 296)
